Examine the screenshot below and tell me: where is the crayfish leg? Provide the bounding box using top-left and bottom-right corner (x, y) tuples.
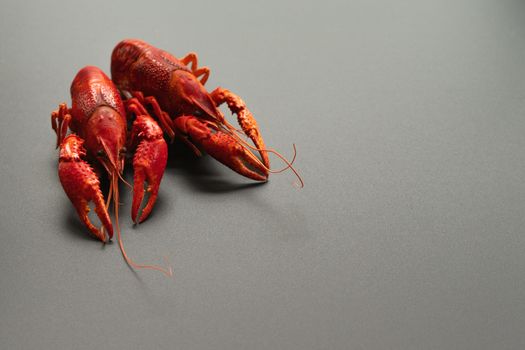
(179, 52), (210, 85)
(51, 103), (72, 149)
(128, 92), (175, 141)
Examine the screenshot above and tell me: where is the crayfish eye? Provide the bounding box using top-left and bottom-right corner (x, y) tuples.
(97, 149), (105, 157)
(119, 147), (127, 155)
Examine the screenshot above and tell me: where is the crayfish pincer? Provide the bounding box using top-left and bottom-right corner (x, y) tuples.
(51, 66), (172, 276)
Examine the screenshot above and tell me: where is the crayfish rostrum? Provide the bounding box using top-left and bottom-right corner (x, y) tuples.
(52, 40), (302, 276)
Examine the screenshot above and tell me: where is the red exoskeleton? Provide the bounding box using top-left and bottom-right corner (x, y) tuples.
(111, 39), (302, 186)
(51, 66), (172, 276)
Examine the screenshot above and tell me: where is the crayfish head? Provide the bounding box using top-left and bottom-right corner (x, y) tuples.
(83, 106), (127, 175)
(169, 70), (224, 123)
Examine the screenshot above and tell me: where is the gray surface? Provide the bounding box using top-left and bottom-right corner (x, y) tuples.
(1, 0), (525, 349)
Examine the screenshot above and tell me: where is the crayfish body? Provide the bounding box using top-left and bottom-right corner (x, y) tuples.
(111, 39), (271, 181)
(52, 66), (168, 241)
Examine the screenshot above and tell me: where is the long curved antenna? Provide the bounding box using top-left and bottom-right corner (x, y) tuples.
(112, 174), (173, 277)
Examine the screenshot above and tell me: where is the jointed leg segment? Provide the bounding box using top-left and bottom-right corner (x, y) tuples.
(180, 52), (210, 85)
(128, 92), (175, 140)
(51, 103), (72, 148)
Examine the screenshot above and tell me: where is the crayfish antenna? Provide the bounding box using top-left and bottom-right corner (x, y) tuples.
(111, 174), (173, 277)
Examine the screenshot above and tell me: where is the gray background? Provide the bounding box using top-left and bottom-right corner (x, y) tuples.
(1, 0), (525, 349)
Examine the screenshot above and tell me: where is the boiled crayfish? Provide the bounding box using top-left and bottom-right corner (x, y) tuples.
(52, 66), (172, 275)
(52, 40), (302, 276)
(111, 39), (302, 184)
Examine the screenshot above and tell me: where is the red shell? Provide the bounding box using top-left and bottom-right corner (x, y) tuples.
(111, 39), (220, 121)
(70, 66), (126, 128)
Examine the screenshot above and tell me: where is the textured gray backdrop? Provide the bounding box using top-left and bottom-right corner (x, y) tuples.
(1, 0), (525, 349)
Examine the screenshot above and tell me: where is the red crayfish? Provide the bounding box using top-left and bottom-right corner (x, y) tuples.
(111, 39), (301, 183)
(52, 66), (172, 275)
(52, 40), (302, 275)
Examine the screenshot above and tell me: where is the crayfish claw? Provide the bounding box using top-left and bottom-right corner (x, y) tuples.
(76, 197), (113, 242)
(210, 87), (270, 168)
(174, 116), (269, 181)
(131, 169), (158, 224)
(130, 115), (168, 223)
(58, 135), (113, 241)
